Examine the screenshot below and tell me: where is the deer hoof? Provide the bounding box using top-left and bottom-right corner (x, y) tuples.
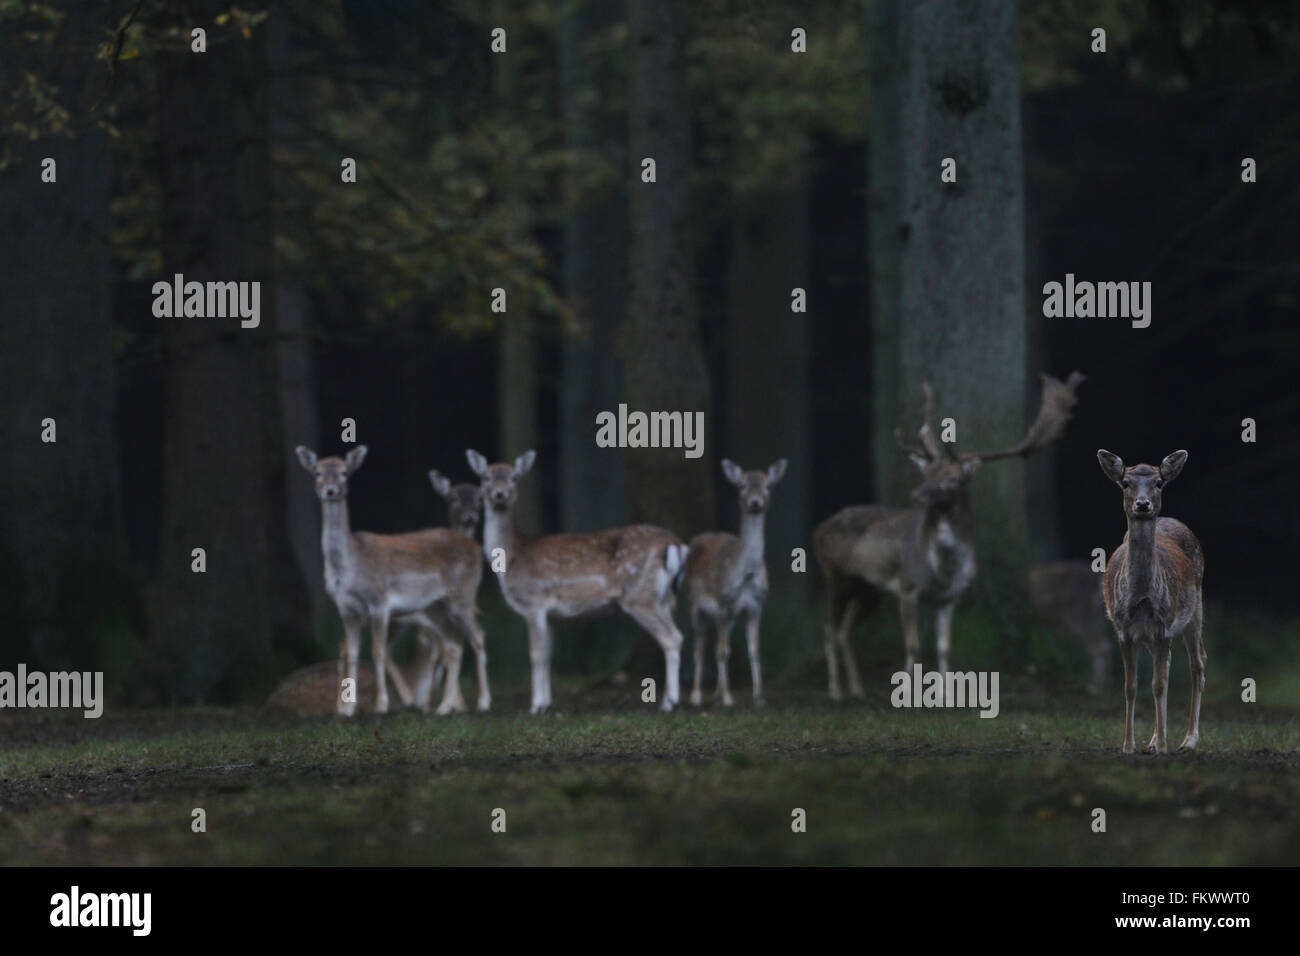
(477, 697), (491, 712)
(1176, 736), (1198, 753)
(689, 690), (703, 707)
(753, 696), (767, 710)
(659, 699), (676, 713)
(828, 687), (843, 702)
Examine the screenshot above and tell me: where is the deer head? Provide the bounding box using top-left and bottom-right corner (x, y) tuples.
(429, 469), (484, 537)
(895, 371), (1086, 509)
(296, 445), (368, 501)
(722, 458), (787, 515)
(1097, 449), (1187, 520)
(466, 448), (536, 513)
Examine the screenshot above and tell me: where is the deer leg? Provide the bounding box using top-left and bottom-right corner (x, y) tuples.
(525, 614), (553, 715)
(383, 622), (416, 708)
(1178, 601), (1206, 752)
(824, 589), (845, 701)
(1147, 641), (1172, 754)
(745, 608), (764, 707)
(409, 627), (440, 711)
(1119, 638), (1138, 753)
(714, 615), (735, 707)
(900, 593), (921, 674)
(370, 608), (392, 715)
(835, 599), (864, 698)
(339, 613), (364, 717)
(625, 603), (683, 712)
(434, 637), (466, 715)
(690, 608), (707, 707)
(458, 604), (491, 713)
(935, 602), (954, 675)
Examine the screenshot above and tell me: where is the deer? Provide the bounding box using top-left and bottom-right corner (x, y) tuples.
(1096, 449), (1205, 754)
(416, 470), (487, 701)
(679, 458), (787, 708)
(295, 445), (490, 717)
(1029, 560), (1111, 693)
(466, 448), (688, 714)
(813, 371), (1085, 699)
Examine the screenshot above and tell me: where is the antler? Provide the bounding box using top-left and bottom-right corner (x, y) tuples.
(966, 370), (1087, 462)
(894, 381), (948, 462)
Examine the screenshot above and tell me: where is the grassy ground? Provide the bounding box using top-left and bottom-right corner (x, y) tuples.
(1, 668), (1296, 865)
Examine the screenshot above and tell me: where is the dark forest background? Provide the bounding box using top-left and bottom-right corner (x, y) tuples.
(1, 0), (1296, 705)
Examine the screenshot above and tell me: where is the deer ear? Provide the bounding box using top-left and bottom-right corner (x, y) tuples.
(767, 458), (788, 485)
(721, 459), (744, 486)
(429, 470), (451, 498)
(295, 446), (318, 472)
(344, 445), (367, 472)
(466, 449), (488, 477)
(514, 449), (537, 476)
(1097, 449), (1125, 483)
(1160, 450), (1188, 483)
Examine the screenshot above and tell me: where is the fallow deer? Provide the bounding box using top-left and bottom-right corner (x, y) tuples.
(680, 458), (787, 707)
(1097, 449), (1205, 754)
(466, 449), (688, 714)
(295, 445), (489, 716)
(813, 372), (1085, 698)
(1029, 560), (1111, 693)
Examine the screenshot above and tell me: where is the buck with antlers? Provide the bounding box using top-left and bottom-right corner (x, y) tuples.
(1097, 449), (1205, 754)
(813, 372), (1085, 698)
(295, 445), (489, 716)
(467, 449), (689, 714)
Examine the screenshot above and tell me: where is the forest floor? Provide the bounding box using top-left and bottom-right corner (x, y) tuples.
(1, 670), (1297, 865)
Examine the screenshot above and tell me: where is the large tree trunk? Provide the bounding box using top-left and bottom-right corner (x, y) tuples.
(270, 4), (327, 634)
(148, 8), (307, 702)
(727, 172), (810, 599)
(561, 0), (628, 536)
(0, 10), (132, 672)
(871, 0), (1033, 658)
(495, 0), (541, 535)
(625, 0), (713, 540)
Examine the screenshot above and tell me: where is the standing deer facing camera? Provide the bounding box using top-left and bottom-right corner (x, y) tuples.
(814, 372), (1085, 698)
(680, 458), (787, 708)
(1097, 449), (1205, 753)
(295, 445), (489, 716)
(467, 449), (689, 714)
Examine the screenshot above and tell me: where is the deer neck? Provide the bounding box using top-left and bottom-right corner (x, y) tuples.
(737, 510), (767, 570)
(481, 503), (524, 567)
(320, 499), (357, 588)
(1122, 517), (1160, 600)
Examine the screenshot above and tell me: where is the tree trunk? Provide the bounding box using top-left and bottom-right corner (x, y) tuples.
(495, 0), (541, 535)
(270, 5), (328, 634)
(561, 0), (628, 536)
(872, 0), (1033, 657)
(625, 0), (713, 540)
(148, 9), (307, 702)
(0, 10), (132, 672)
(727, 171), (810, 600)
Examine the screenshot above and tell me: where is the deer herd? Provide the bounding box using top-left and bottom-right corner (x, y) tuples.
(290, 370), (1209, 754)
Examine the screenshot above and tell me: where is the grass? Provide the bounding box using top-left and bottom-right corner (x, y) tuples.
(1, 674), (1296, 865)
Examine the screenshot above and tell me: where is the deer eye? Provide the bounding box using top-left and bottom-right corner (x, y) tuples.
(1120, 480), (1130, 489)
(1155, 479), (1163, 489)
